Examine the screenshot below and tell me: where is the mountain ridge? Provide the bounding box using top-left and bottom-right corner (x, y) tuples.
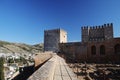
(0, 40), (43, 54)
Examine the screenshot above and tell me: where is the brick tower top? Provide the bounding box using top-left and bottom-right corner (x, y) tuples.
(81, 23), (113, 42)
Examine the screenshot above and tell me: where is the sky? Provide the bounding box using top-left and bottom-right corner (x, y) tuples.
(0, 0), (120, 45)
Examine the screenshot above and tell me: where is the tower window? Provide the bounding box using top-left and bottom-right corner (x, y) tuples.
(100, 45), (105, 55)
(91, 45), (96, 55)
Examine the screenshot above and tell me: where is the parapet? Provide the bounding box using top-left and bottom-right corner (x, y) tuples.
(44, 28), (67, 33)
(81, 26), (88, 29)
(44, 28), (60, 32)
(104, 23), (113, 27)
(82, 23), (113, 30)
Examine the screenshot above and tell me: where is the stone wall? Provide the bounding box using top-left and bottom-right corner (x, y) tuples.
(44, 29), (60, 52)
(81, 23), (113, 42)
(28, 55), (57, 80)
(34, 53), (53, 69)
(28, 55), (78, 80)
(60, 29), (67, 43)
(59, 38), (120, 63)
(59, 42), (88, 62)
(87, 38), (120, 63)
(44, 29), (67, 52)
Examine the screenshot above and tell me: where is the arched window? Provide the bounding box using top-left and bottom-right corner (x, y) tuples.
(91, 46), (96, 55)
(100, 45), (105, 55)
(115, 44), (120, 54)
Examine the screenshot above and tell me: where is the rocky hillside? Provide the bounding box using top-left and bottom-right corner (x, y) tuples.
(0, 40), (43, 54)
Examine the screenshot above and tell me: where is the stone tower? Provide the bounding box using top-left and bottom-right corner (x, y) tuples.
(44, 29), (67, 52)
(81, 27), (89, 42)
(104, 23), (113, 40)
(81, 23), (113, 42)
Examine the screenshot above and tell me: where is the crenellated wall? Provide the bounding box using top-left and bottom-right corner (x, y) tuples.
(82, 23), (113, 42)
(81, 27), (89, 42)
(59, 23), (120, 63)
(44, 23), (120, 63)
(104, 23), (113, 40)
(59, 38), (120, 63)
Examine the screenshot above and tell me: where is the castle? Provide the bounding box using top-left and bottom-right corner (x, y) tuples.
(44, 23), (120, 63)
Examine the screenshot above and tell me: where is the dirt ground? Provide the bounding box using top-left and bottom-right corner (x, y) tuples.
(68, 63), (120, 80)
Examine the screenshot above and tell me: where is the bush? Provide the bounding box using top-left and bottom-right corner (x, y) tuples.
(8, 59), (14, 63)
(0, 57), (5, 80)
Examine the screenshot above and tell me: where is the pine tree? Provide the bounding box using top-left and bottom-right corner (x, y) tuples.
(0, 57), (5, 80)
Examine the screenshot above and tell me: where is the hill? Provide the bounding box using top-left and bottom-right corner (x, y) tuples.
(0, 40), (43, 54)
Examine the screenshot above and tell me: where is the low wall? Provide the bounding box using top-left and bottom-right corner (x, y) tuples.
(34, 52), (53, 69)
(28, 55), (57, 80)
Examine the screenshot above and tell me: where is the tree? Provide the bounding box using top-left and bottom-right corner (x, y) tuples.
(0, 57), (5, 80)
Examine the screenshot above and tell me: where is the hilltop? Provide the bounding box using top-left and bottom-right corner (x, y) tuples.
(0, 40), (43, 54)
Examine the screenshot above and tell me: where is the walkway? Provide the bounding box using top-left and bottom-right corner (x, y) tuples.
(54, 56), (78, 80)
(28, 54), (78, 80)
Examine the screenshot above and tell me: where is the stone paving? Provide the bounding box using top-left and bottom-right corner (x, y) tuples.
(28, 55), (78, 80)
(54, 56), (78, 80)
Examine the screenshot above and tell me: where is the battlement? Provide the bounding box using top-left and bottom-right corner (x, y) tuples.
(81, 26), (88, 29)
(82, 23), (113, 42)
(81, 23), (113, 30)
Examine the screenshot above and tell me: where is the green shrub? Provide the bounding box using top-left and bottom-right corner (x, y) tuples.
(0, 57), (5, 80)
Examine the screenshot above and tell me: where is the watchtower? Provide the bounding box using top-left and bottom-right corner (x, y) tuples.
(81, 23), (113, 42)
(44, 29), (67, 52)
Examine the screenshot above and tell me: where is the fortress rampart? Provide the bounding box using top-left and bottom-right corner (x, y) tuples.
(81, 23), (113, 42)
